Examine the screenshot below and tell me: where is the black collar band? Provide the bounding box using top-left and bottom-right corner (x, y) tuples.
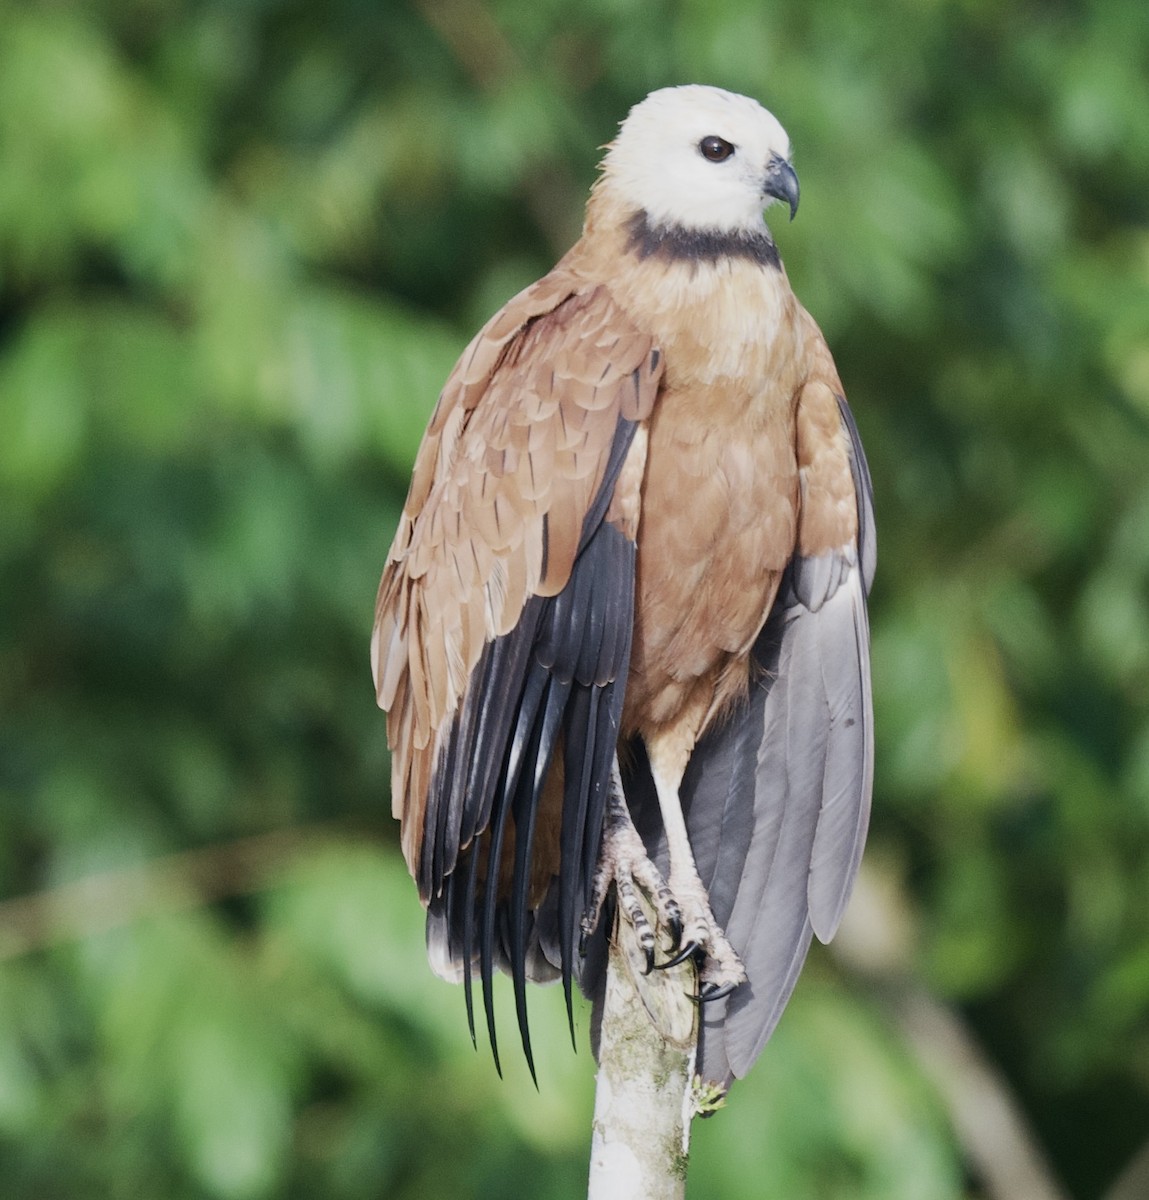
(625, 210), (781, 270)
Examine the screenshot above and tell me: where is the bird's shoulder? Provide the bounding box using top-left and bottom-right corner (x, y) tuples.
(392, 262), (658, 555)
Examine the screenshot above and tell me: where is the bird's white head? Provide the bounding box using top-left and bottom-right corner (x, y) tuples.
(600, 85), (799, 240)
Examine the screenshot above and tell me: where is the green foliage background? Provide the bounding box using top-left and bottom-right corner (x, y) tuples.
(2, 1), (1147, 1196)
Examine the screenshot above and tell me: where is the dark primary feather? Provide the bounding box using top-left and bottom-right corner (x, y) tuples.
(425, 420), (640, 1079)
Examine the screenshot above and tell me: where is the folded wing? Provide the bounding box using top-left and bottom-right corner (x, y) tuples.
(685, 369), (876, 1085)
(372, 272), (663, 1075)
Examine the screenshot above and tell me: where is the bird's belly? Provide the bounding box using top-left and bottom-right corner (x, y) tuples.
(622, 400), (798, 737)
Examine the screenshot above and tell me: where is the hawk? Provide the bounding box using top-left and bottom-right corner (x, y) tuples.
(372, 84), (875, 1088)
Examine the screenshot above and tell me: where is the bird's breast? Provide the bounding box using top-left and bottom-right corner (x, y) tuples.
(571, 222), (810, 739)
(623, 373), (801, 738)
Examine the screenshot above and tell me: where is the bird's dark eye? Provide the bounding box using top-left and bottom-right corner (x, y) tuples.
(699, 136), (735, 163)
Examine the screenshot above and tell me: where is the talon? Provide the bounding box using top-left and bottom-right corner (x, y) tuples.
(698, 980), (739, 1003)
(654, 941), (700, 971)
(687, 982), (737, 1005)
(587, 760), (746, 994)
(578, 908), (598, 957)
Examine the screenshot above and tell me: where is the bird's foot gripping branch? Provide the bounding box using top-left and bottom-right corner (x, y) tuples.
(582, 766), (745, 1000)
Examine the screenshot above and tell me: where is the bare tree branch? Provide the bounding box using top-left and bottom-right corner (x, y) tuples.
(588, 905), (699, 1200)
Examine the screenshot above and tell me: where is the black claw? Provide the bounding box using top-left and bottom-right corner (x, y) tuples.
(653, 941), (700, 971)
(699, 981), (739, 1003)
(665, 912), (683, 950)
(643, 945), (656, 976)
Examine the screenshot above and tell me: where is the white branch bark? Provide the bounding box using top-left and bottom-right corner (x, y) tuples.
(587, 907), (699, 1200)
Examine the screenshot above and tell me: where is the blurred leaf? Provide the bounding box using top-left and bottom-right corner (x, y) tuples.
(1, 0), (1148, 1196)
(172, 1007), (293, 1200)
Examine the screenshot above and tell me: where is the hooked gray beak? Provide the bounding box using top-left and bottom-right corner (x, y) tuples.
(764, 156), (800, 220)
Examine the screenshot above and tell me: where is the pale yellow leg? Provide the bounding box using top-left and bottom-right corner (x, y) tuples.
(646, 730), (747, 990)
